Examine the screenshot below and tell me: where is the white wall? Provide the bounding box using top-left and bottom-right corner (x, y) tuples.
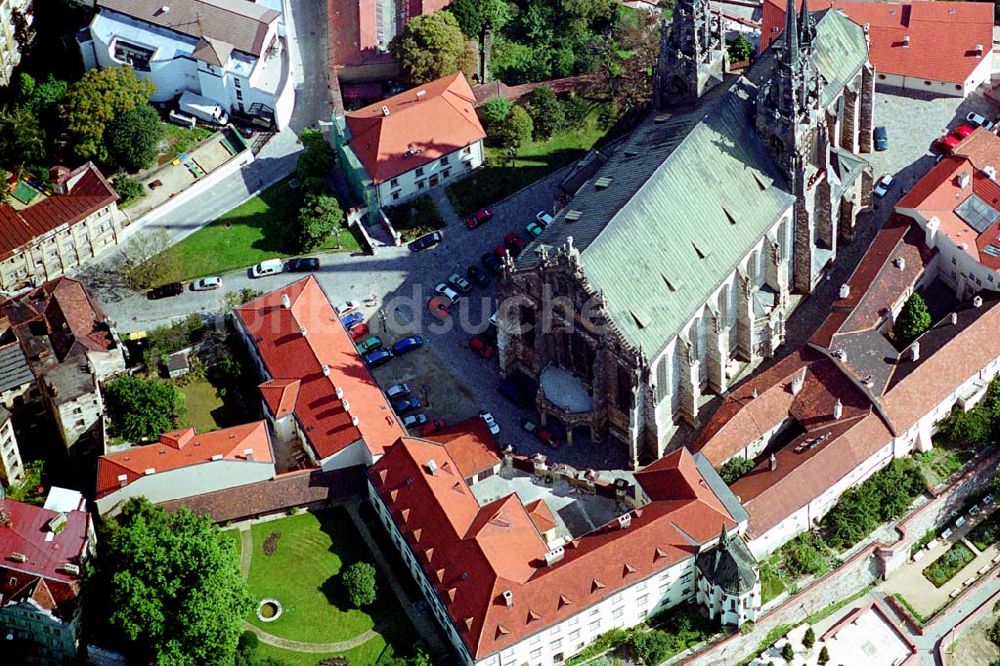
(874, 54), (992, 99)
(375, 141), (485, 207)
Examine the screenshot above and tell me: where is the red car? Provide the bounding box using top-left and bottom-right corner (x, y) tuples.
(349, 323), (369, 340)
(538, 428), (561, 449)
(504, 232), (527, 258)
(469, 334), (496, 359)
(428, 295), (451, 319)
(493, 244), (511, 260)
(465, 207), (494, 229)
(420, 419), (447, 436)
(937, 124), (975, 154)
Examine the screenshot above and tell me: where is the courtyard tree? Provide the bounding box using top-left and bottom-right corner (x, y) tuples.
(0, 104), (47, 171)
(894, 292), (932, 346)
(818, 645), (830, 665)
(103, 374), (185, 442)
(727, 34), (754, 63)
(106, 104), (163, 172)
(627, 629), (672, 665)
(296, 191), (345, 251)
(523, 85), (565, 140)
(389, 11), (477, 85)
(62, 65), (155, 162)
(802, 626), (815, 649)
(87, 498), (252, 666)
(781, 642), (794, 663)
(296, 128), (334, 192)
(448, 0), (511, 39)
(719, 456), (754, 485)
(938, 405), (992, 449)
(478, 96), (512, 137)
(493, 104), (533, 153)
(342, 561), (377, 607)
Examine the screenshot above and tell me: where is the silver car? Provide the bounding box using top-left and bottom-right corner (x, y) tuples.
(191, 276), (222, 291)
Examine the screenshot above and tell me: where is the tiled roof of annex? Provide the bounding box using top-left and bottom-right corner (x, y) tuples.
(424, 417), (501, 481)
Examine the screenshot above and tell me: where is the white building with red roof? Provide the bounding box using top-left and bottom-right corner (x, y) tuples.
(761, 0), (993, 97)
(233, 276), (405, 470)
(368, 438), (757, 665)
(335, 72), (486, 208)
(0, 496), (95, 663)
(94, 422), (275, 515)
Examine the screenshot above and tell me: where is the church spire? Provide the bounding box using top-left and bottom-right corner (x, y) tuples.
(782, 0), (799, 67)
(799, 0), (816, 51)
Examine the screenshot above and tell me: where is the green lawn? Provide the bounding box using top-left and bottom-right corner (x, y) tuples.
(167, 179), (361, 280)
(178, 378), (251, 432)
(255, 638), (393, 666)
(923, 542), (976, 587)
(244, 508), (417, 655)
(157, 122), (213, 166)
(447, 107), (614, 215)
(914, 440), (974, 488)
(759, 558), (787, 604)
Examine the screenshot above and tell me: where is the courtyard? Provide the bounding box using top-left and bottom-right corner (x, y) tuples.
(225, 507), (421, 666)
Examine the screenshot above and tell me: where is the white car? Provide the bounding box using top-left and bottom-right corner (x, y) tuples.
(536, 211), (554, 226)
(966, 112), (995, 130)
(873, 174), (894, 198)
(434, 283), (461, 301)
(335, 301), (359, 316)
(446, 273), (472, 294)
(191, 276), (222, 291)
(479, 411), (500, 436)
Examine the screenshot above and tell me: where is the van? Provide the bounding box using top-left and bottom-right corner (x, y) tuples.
(252, 258), (283, 278)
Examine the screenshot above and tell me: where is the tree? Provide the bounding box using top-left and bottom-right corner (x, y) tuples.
(627, 629), (673, 665)
(478, 97), (512, 136)
(390, 11), (477, 85)
(818, 645), (830, 665)
(448, 0), (511, 39)
(19, 73), (68, 114)
(894, 292), (932, 346)
(727, 34), (754, 63)
(783, 533), (827, 577)
(103, 374), (184, 442)
(297, 192), (345, 251)
(342, 561), (377, 607)
(112, 174), (145, 208)
(524, 85), (565, 140)
(492, 104), (533, 152)
(297, 128), (333, 192)
(120, 229), (179, 290)
(0, 104), (46, 170)
(591, 8), (658, 118)
(62, 65), (155, 162)
(781, 642), (794, 663)
(720, 457), (754, 485)
(993, 467), (1000, 498)
(235, 630), (259, 666)
(939, 406), (992, 449)
(87, 499), (253, 665)
(803, 626), (815, 650)
(107, 105), (163, 172)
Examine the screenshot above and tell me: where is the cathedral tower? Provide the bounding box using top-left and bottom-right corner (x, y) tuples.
(654, 0), (728, 109)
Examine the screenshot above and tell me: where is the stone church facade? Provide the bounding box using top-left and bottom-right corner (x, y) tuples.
(497, 0), (875, 466)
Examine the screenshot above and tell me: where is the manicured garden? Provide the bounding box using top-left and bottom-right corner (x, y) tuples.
(168, 179), (361, 281)
(923, 542), (976, 588)
(383, 194), (445, 242)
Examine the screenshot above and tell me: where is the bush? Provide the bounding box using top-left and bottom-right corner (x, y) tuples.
(628, 629), (672, 665)
(989, 618), (1000, 647)
(491, 104), (533, 151)
(727, 34), (754, 62)
(938, 406), (992, 449)
(235, 630), (259, 666)
(112, 174), (144, 208)
(479, 97), (512, 128)
(782, 533), (829, 578)
(802, 627), (815, 649)
(720, 456), (754, 485)
(781, 642), (794, 663)
(342, 561), (377, 607)
(818, 645), (830, 665)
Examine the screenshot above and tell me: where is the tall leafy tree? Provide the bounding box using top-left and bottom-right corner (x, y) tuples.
(894, 292), (932, 346)
(297, 191), (345, 251)
(107, 105), (163, 172)
(0, 105), (46, 171)
(523, 85), (565, 140)
(448, 0), (511, 39)
(103, 374), (185, 442)
(296, 128), (334, 192)
(120, 229), (180, 289)
(389, 11), (477, 85)
(62, 66), (155, 162)
(493, 104), (533, 152)
(88, 499), (253, 666)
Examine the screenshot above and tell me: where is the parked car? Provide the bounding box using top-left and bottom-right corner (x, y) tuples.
(482, 252), (502, 274)
(873, 126), (888, 151)
(348, 322), (370, 340)
(967, 112), (994, 130)
(335, 301), (360, 315)
(538, 428), (561, 449)
(341, 311), (365, 329)
(873, 174), (894, 198)
(465, 207), (494, 229)
(536, 211), (554, 226)
(954, 124), (976, 139)
(191, 276), (221, 291)
(493, 244), (511, 260)
(392, 336), (424, 355)
(147, 282), (184, 300)
(409, 231), (443, 252)
(469, 335), (496, 359)
(526, 220), (545, 237)
(504, 232), (527, 257)
(434, 283), (461, 302)
(937, 124), (976, 154)
(420, 419), (447, 436)
(386, 383), (410, 400)
(355, 335), (382, 354)
(479, 411), (500, 436)
(363, 348), (393, 367)
(285, 257), (320, 272)
(393, 397), (422, 414)
(402, 413), (428, 428)
(447, 273), (472, 294)
(467, 265), (489, 287)
(252, 258), (283, 277)
(428, 296), (451, 319)
(167, 109), (198, 128)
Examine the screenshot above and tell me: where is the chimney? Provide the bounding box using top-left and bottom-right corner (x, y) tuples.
(502, 589), (513, 608)
(925, 216), (940, 247)
(282, 294), (291, 308)
(381, 106), (390, 116)
(976, 44), (984, 58)
(950, 312), (958, 325)
(342, 399), (350, 411)
(415, 90), (426, 100)
(903, 35), (910, 47)
(839, 283), (851, 299)
(352, 416), (360, 426)
(243, 448), (254, 461)
(833, 399), (843, 420)
(426, 459), (438, 475)
(895, 256), (906, 271)
(617, 513), (632, 530)
(958, 172), (971, 189)
(299, 326), (307, 337)
(144, 468), (156, 475)
(117, 473), (128, 488)
(910, 341), (920, 362)
(769, 453), (777, 471)
(159, 4), (170, 13)
(322, 365), (330, 376)
(974, 295), (984, 308)
(986, 166), (997, 181)
(335, 386), (344, 398)
(790, 372), (804, 396)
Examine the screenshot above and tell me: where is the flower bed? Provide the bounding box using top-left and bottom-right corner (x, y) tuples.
(923, 542), (975, 588)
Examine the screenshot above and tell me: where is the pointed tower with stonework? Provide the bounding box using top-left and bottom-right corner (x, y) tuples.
(654, 0), (728, 109)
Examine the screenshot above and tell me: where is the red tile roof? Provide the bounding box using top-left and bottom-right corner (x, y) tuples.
(345, 72), (486, 184)
(896, 128), (1000, 271)
(0, 163), (117, 262)
(761, 0), (993, 84)
(370, 439), (736, 660)
(524, 499), (557, 534)
(234, 276), (404, 460)
(0, 498), (91, 620)
(95, 422), (273, 499)
(328, 0), (447, 69)
(425, 417), (501, 480)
